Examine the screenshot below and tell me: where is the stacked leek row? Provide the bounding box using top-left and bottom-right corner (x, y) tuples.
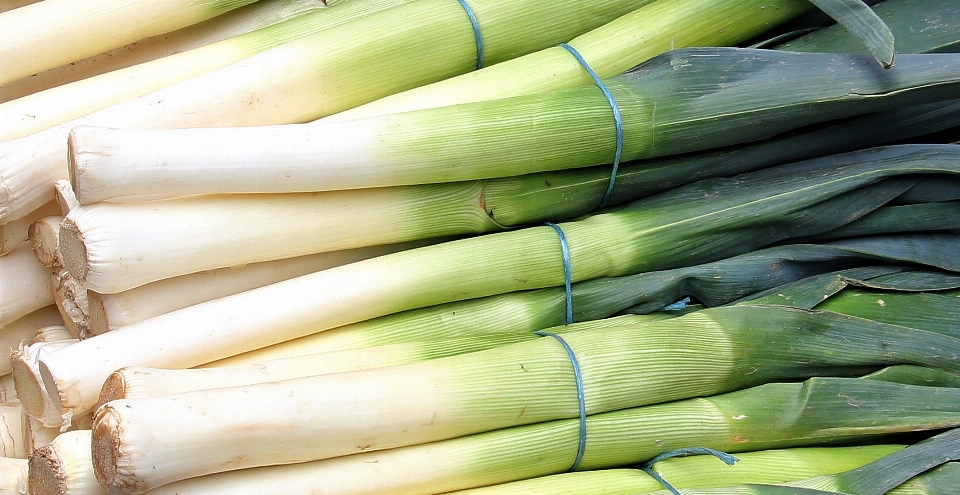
(0, 0), (958, 494)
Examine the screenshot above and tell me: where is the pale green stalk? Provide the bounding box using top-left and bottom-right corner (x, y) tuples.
(0, 0), (653, 224)
(328, 0), (815, 120)
(447, 446), (905, 495)
(89, 306), (960, 491)
(138, 376), (960, 495)
(38, 144), (960, 420)
(67, 51), (960, 202)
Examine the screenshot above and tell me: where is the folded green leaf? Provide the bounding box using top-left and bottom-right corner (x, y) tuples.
(807, 0), (895, 67)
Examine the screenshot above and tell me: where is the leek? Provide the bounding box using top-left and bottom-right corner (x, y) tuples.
(0, 0), (325, 104)
(0, 0), (259, 86)
(67, 50), (960, 202)
(134, 375), (960, 495)
(90, 305), (960, 491)
(38, 144), (960, 417)
(56, 101), (960, 292)
(28, 430), (107, 495)
(329, 0), (815, 120)
(445, 446), (905, 495)
(86, 240), (439, 335)
(213, 233), (960, 365)
(0, 0), (385, 141)
(0, 0), (654, 223)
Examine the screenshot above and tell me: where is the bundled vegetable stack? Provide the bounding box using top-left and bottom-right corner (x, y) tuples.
(0, 0), (958, 494)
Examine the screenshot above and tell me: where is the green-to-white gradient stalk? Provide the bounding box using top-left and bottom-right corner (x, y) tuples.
(89, 305), (960, 492)
(445, 446), (905, 495)
(67, 50), (960, 203)
(37, 144), (960, 420)
(0, 0), (333, 141)
(132, 375), (960, 495)
(328, 0), (815, 120)
(0, 0), (258, 86)
(0, 0), (325, 105)
(0, 0), (654, 224)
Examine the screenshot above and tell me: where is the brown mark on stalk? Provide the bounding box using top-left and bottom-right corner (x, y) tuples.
(732, 435), (750, 444)
(519, 363), (528, 372)
(517, 406), (528, 420)
(358, 444), (373, 451)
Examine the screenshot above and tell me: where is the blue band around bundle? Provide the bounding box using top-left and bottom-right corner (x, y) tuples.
(558, 43), (623, 207)
(533, 330), (587, 471)
(456, 0), (484, 69)
(640, 447), (739, 495)
(545, 222), (573, 325)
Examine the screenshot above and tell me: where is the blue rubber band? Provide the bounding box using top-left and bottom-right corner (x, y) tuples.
(533, 330), (587, 471)
(558, 43), (623, 207)
(545, 222), (573, 325)
(456, 0), (484, 69)
(641, 447), (739, 495)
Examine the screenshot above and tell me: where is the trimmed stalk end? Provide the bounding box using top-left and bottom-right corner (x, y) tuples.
(57, 217), (88, 283)
(65, 129), (84, 205)
(97, 371), (127, 412)
(28, 216), (62, 267)
(28, 445), (68, 495)
(11, 349), (48, 420)
(92, 405), (139, 495)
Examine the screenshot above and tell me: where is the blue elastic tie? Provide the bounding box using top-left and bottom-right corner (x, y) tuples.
(545, 222), (573, 325)
(558, 43), (623, 207)
(456, 0), (484, 69)
(661, 297), (691, 311)
(534, 330), (587, 471)
(641, 447), (739, 495)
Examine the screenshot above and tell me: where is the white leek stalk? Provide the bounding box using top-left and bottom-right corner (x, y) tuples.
(0, 242), (53, 327)
(0, 376), (16, 403)
(59, 188), (484, 292)
(0, 201), (57, 255)
(13, 339), (78, 428)
(51, 269), (89, 339)
(0, 0), (359, 141)
(330, 0), (814, 120)
(86, 240), (437, 334)
(0, 0), (653, 223)
(28, 215), (62, 267)
(0, 0), (326, 104)
(28, 430), (108, 495)
(99, 333), (534, 408)
(0, 403), (25, 458)
(54, 180), (79, 216)
(0, 0), (259, 86)
(0, 457), (26, 494)
(0, 306), (63, 376)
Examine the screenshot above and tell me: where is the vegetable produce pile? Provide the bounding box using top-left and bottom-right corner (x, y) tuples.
(0, 0), (958, 494)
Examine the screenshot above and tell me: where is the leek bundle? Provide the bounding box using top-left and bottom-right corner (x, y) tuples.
(37, 144), (960, 418)
(328, 0), (816, 120)
(68, 49), (960, 202)
(0, 0), (259, 86)
(333, 0), (957, 119)
(0, 0), (653, 223)
(212, 233), (959, 366)
(446, 446), (906, 495)
(89, 305), (960, 492)
(129, 374), (960, 495)
(58, 101), (960, 292)
(0, 0), (386, 141)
